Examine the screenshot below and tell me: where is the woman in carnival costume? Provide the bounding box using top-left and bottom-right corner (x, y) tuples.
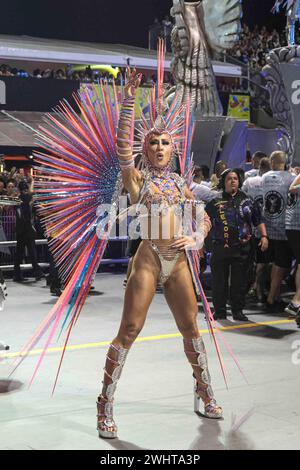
(12, 41), (240, 440)
(96, 46), (223, 438)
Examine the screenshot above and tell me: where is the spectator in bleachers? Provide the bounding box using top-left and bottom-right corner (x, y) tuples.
(228, 23), (287, 71)
(6, 180), (17, 198)
(55, 69), (66, 80)
(72, 72), (80, 81)
(0, 62), (125, 84)
(33, 68), (42, 78)
(0, 64), (13, 76)
(0, 179), (6, 195)
(41, 69), (53, 79)
(162, 15), (173, 52)
(149, 18), (163, 50)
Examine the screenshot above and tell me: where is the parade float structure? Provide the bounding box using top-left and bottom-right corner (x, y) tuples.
(169, 0), (246, 171)
(168, 0), (299, 170)
(263, 0), (300, 165)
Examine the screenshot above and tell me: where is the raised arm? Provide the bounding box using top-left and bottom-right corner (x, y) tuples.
(117, 68), (142, 197)
(290, 173), (300, 192)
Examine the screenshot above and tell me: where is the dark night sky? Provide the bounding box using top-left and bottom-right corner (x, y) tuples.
(0, 0), (287, 48)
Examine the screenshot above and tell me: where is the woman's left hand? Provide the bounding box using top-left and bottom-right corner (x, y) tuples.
(259, 237), (269, 252)
(124, 67), (142, 99)
(171, 236), (197, 251)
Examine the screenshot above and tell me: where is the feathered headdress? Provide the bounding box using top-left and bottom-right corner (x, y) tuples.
(134, 38), (194, 179)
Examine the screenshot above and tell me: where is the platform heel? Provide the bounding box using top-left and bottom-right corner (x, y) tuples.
(184, 337), (223, 420)
(97, 343), (129, 439)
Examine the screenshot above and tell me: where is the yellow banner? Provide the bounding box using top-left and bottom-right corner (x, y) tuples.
(134, 87), (151, 119)
(80, 84), (151, 120)
(227, 94), (250, 121)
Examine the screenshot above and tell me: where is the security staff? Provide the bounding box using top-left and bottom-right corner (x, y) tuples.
(206, 169), (268, 321)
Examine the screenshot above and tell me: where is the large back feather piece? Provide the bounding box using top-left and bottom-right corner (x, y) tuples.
(10, 82), (123, 391)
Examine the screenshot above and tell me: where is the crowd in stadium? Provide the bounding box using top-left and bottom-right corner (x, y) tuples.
(228, 23), (289, 70)
(148, 15), (291, 71)
(0, 13), (294, 87)
(1, 21), (288, 86)
(0, 63), (122, 82)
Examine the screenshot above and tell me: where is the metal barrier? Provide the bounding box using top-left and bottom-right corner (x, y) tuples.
(2, 207), (16, 241)
(0, 238), (129, 271)
(0, 209), (129, 272)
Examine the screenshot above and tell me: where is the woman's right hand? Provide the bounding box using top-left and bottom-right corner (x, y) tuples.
(124, 67), (142, 99)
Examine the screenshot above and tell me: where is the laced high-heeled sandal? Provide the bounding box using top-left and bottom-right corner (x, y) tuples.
(97, 344), (129, 439)
(97, 394), (118, 439)
(193, 375), (223, 419)
(184, 337), (223, 420)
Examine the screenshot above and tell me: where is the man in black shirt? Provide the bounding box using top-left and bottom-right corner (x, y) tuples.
(13, 181), (44, 282)
(206, 169), (268, 321)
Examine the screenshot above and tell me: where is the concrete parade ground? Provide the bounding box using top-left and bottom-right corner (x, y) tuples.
(0, 272), (299, 450)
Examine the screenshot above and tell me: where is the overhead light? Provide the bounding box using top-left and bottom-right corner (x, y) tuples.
(29, 155), (34, 159)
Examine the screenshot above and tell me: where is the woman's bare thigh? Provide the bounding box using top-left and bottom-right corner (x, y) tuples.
(116, 241), (161, 341)
(163, 257), (199, 339)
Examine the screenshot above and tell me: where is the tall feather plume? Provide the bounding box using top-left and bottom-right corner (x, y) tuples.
(179, 100), (195, 185)
(157, 37), (166, 116)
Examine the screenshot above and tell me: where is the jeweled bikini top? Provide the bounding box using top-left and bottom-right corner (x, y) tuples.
(138, 168), (186, 212)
